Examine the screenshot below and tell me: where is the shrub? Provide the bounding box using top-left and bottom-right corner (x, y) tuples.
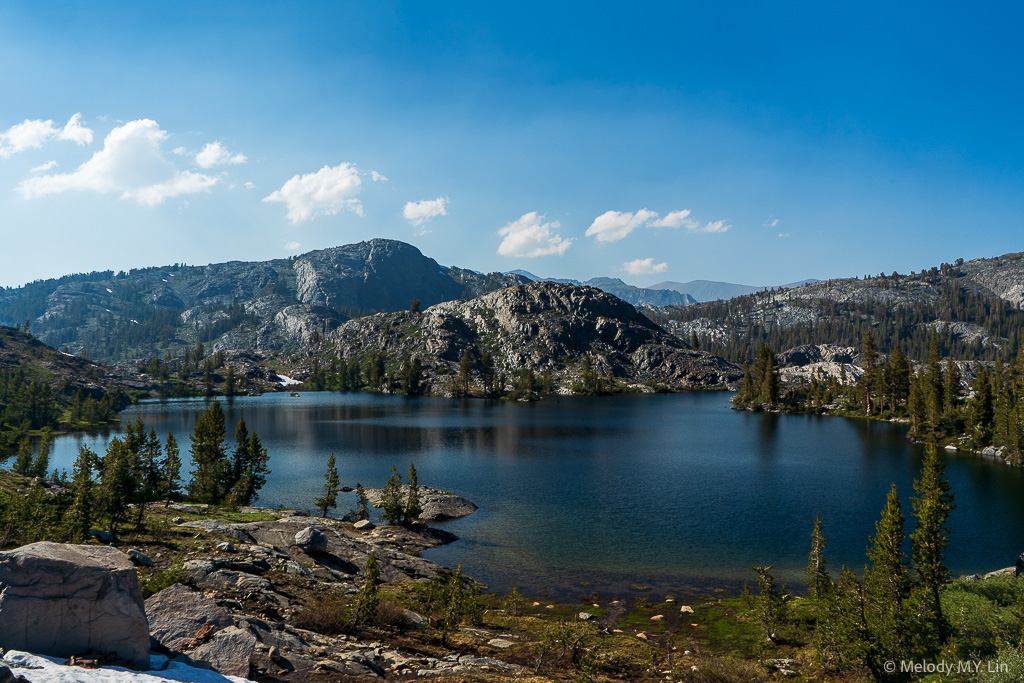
(293, 590), (350, 635)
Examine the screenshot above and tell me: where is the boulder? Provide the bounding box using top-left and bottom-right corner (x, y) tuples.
(420, 495), (478, 521)
(189, 626), (257, 678)
(126, 549), (153, 567)
(0, 542), (150, 669)
(145, 583), (234, 652)
(294, 526), (328, 551)
(354, 519), (375, 531)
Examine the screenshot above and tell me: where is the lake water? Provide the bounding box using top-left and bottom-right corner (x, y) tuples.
(44, 392), (1024, 599)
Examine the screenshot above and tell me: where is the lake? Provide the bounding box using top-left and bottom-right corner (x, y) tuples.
(45, 392), (1024, 599)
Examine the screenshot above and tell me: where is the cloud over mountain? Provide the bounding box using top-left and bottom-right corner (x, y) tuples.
(17, 119), (218, 205)
(497, 211), (573, 257)
(263, 162), (364, 224)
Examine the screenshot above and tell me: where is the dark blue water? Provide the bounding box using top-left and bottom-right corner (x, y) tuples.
(44, 392), (1024, 599)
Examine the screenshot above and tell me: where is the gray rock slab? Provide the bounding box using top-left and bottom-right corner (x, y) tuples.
(189, 625), (257, 678)
(145, 583), (234, 652)
(0, 542), (149, 669)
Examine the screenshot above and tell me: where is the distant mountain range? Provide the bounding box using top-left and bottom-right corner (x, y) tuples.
(649, 278), (822, 302)
(505, 271), (696, 306)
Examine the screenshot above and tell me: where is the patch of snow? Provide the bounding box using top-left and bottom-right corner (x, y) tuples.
(168, 273), (175, 277)
(276, 374), (301, 386)
(105, 288), (113, 293)
(3, 651), (249, 683)
(162, 279), (168, 282)
(130, 320), (139, 324)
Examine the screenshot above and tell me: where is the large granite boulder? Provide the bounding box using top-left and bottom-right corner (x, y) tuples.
(0, 542), (150, 669)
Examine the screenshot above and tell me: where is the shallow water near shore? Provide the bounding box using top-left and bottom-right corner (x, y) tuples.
(47, 391), (1024, 600)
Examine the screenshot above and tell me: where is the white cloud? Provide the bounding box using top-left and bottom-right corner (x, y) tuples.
(244, 181), (255, 189)
(585, 209), (658, 243)
(497, 211), (573, 257)
(699, 219), (730, 233)
(402, 196), (449, 228)
(172, 146), (188, 156)
(284, 241), (302, 251)
(370, 170), (388, 182)
(195, 141), (247, 168)
(778, 232), (791, 238)
(649, 209), (693, 229)
(59, 113), (93, 146)
(17, 119), (218, 206)
(0, 113), (93, 157)
(262, 162), (363, 224)
(30, 160), (58, 173)
(763, 217), (780, 228)
(622, 258), (669, 275)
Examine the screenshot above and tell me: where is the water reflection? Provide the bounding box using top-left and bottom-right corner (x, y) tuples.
(43, 391), (1024, 598)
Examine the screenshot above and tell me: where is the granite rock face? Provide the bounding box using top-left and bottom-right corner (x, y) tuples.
(145, 583), (234, 653)
(0, 542), (149, 669)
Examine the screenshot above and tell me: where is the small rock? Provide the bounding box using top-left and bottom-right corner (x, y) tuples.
(353, 519), (375, 531)
(88, 528), (113, 543)
(650, 614), (664, 621)
(294, 527), (328, 552)
(578, 612), (593, 620)
(487, 638), (515, 649)
(216, 542), (235, 553)
(680, 605), (694, 613)
(171, 517), (185, 524)
(125, 549), (153, 567)
(636, 632), (648, 640)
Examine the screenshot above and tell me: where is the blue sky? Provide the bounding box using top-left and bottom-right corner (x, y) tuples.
(1, 1), (1022, 289)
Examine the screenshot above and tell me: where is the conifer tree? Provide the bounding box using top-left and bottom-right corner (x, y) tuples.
(458, 349), (473, 397)
(315, 453), (340, 517)
(910, 444), (954, 649)
(12, 438), (32, 476)
(353, 553), (380, 626)
(404, 461), (422, 524)
(164, 431), (181, 506)
(806, 514), (831, 601)
(380, 466), (404, 525)
(970, 368), (995, 447)
(861, 330), (878, 414)
(353, 482), (370, 520)
(100, 438), (133, 540)
(30, 428), (53, 478)
(188, 400), (227, 504)
(66, 446), (95, 542)
(863, 484), (914, 680)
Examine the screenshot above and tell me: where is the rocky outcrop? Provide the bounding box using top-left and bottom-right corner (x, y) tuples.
(294, 240), (462, 312)
(365, 486), (478, 521)
(328, 282), (742, 392)
(0, 542), (150, 669)
(145, 583), (235, 652)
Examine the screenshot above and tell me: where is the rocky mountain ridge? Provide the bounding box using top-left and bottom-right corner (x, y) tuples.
(324, 281), (742, 392)
(0, 240), (530, 364)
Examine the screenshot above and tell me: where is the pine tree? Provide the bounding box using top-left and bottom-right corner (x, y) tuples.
(315, 453), (340, 517)
(806, 514), (831, 601)
(404, 461), (422, 524)
(100, 438), (133, 540)
(187, 400), (228, 504)
(380, 466), (404, 525)
(229, 431), (270, 507)
(970, 368), (995, 447)
(30, 428), (53, 478)
(861, 330), (878, 414)
(458, 349), (473, 397)
(353, 482), (370, 520)
(66, 446), (95, 542)
(910, 444), (954, 649)
(863, 484), (914, 680)
(12, 438), (32, 476)
(353, 553), (381, 626)
(164, 431), (181, 506)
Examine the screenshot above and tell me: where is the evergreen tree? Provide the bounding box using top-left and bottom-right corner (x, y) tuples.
(12, 438), (32, 476)
(229, 430), (270, 507)
(480, 350), (495, 397)
(380, 466), (404, 525)
(163, 431), (181, 506)
(353, 553), (381, 626)
(30, 427), (53, 479)
(353, 482), (370, 520)
(747, 565), (789, 644)
(315, 453), (340, 517)
(66, 446), (95, 542)
(910, 444), (954, 649)
(863, 483), (914, 680)
(970, 368), (995, 446)
(458, 349), (473, 397)
(861, 330), (879, 414)
(100, 438), (133, 540)
(404, 461), (422, 524)
(806, 513), (831, 601)
(187, 400), (228, 504)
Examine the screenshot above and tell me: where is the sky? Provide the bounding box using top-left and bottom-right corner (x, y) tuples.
(1, 1), (1022, 289)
